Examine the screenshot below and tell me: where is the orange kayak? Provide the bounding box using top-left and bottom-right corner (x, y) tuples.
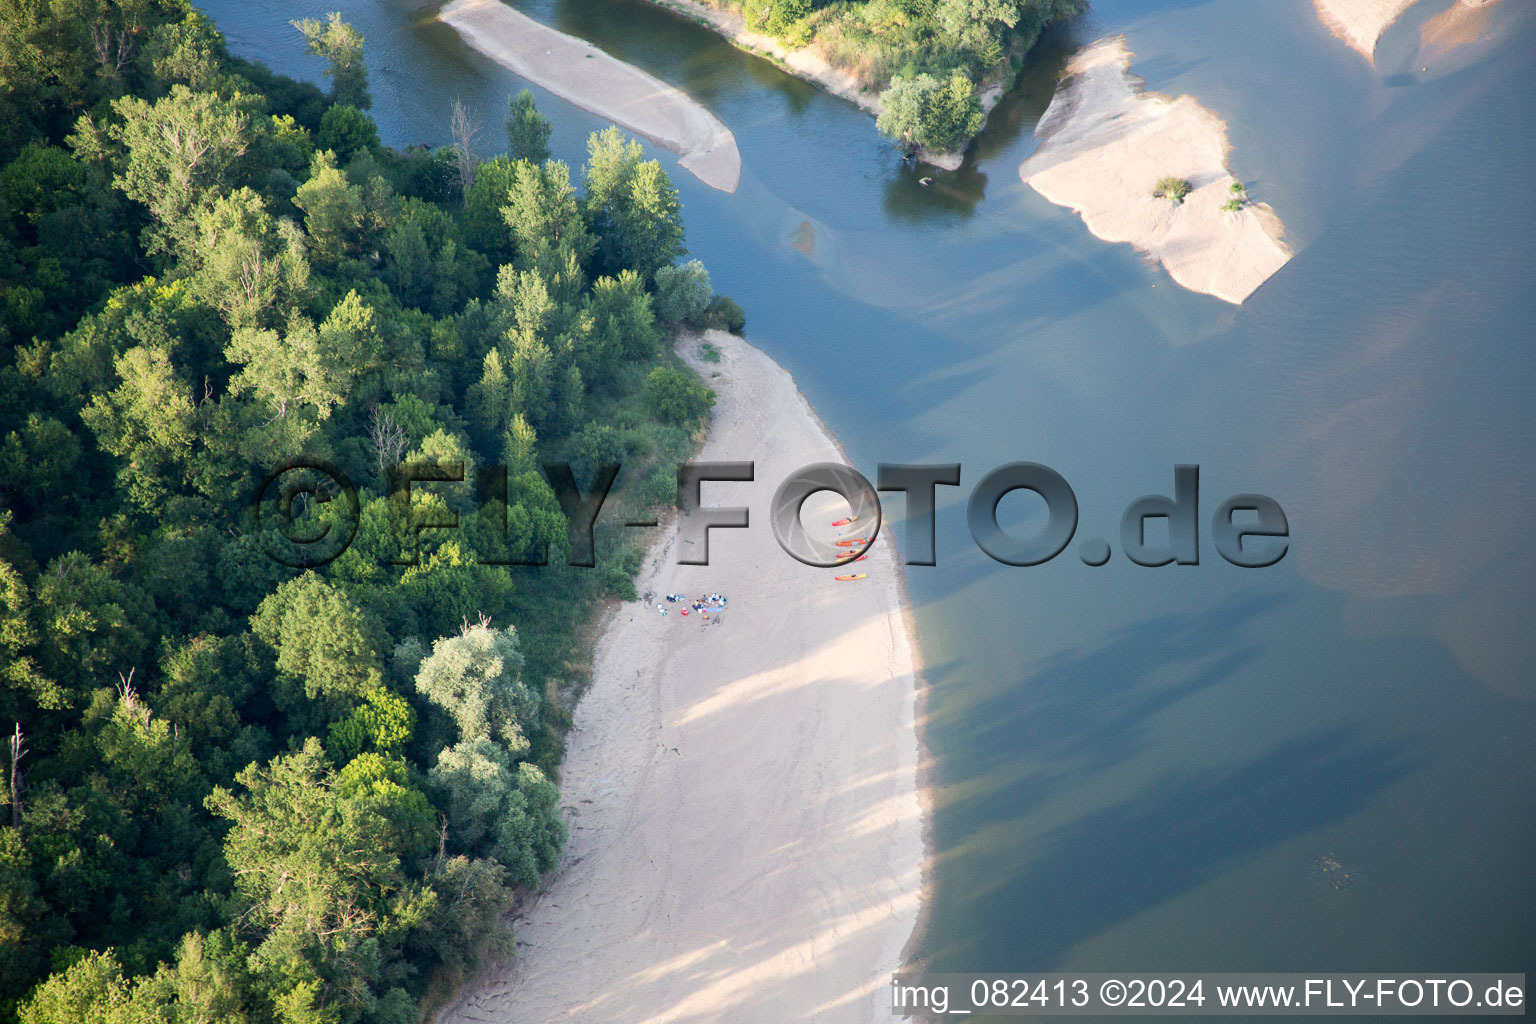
(834, 573), (867, 581)
(836, 553), (869, 562)
(832, 515), (859, 526)
(835, 538), (868, 547)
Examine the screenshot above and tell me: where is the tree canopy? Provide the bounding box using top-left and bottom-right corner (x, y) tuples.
(0, 7), (734, 1021)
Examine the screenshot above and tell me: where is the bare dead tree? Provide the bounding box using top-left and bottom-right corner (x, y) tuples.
(449, 98), (481, 205)
(116, 668), (152, 730)
(9, 723), (26, 828)
(89, 7), (144, 77)
(366, 406), (407, 473)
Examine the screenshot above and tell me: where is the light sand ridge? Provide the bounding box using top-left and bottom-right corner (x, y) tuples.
(1019, 36), (1292, 305)
(440, 0), (741, 192)
(436, 330), (925, 1023)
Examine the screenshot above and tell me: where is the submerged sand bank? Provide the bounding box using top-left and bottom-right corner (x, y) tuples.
(1312, 0), (1501, 63)
(1417, 0), (1505, 63)
(440, 0), (741, 192)
(1019, 36), (1292, 305)
(436, 330), (925, 1023)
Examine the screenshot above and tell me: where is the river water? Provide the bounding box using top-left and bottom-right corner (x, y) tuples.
(203, 0), (1535, 994)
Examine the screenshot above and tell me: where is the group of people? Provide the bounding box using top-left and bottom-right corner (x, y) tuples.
(656, 592), (728, 619)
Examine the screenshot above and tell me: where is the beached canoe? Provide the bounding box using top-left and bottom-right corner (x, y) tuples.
(835, 538), (869, 547)
(832, 515), (859, 526)
(834, 573), (868, 581)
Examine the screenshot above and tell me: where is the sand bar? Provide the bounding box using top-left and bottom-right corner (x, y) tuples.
(1019, 36), (1291, 305)
(440, 0), (741, 192)
(1312, 0), (1419, 61)
(436, 329), (925, 1024)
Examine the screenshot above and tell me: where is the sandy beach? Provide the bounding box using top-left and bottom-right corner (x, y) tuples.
(435, 330), (926, 1024)
(1018, 36), (1292, 305)
(440, 0), (741, 192)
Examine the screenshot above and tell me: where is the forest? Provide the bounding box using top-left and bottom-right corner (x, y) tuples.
(0, 2), (728, 1021)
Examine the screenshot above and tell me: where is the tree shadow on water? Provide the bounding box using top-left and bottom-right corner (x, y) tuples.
(962, 593), (1280, 777)
(933, 723), (1417, 970)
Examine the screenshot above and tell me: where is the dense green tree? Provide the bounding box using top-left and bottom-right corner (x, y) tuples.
(586, 270), (660, 367)
(504, 90), (551, 164)
(292, 13), (370, 110)
(293, 150), (367, 263)
(30, 552), (151, 708)
(328, 688), (415, 763)
(427, 740), (563, 889)
(876, 72), (983, 152)
(501, 159), (594, 300)
(413, 623), (536, 752)
(381, 199), (484, 317)
(316, 105), (379, 159)
(581, 127), (684, 279)
(206, 739), (432, 1022)
(250, 575), (385, 716)
(652, 259), (712, 326)
(14, 948), (173, 1024)
(110, 85), (256, 256)
(142, 11), (228, 92)
(460, 155), (518, 265)
(188, 187), (305, 328)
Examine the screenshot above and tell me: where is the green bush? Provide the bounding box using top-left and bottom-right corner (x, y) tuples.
(646, 366), (716, 425)
(653, 259), (713, 325)
(875, 72), (983, 152)
(702, 294), (746, 334)
(1154, 176), (1193, 202)
(698, 340), (722, 363)
(316, 103), (379, 156)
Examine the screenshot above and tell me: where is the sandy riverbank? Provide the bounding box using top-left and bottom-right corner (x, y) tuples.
(1018, 36), (1292, 305)
(439, 0), (741, 192)
(435, 330), (926, 1024)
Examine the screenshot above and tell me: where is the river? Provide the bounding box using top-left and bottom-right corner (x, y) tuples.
(202, 0), (1536, 996)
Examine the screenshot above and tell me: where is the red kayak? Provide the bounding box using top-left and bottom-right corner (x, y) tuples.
(835, 538), (869, 548)
(831, 515), (859, 526)
(836, 553), (869, 562)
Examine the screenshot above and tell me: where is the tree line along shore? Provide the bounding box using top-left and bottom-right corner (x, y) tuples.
(0, 6), (741, 1022)
(640, 0), (1084, 166)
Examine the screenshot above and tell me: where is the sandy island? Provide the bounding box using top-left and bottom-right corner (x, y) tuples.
(435, 330), (926, 1024)
(1018, 36), (1291, 305)
(440, 0), (741, 192)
